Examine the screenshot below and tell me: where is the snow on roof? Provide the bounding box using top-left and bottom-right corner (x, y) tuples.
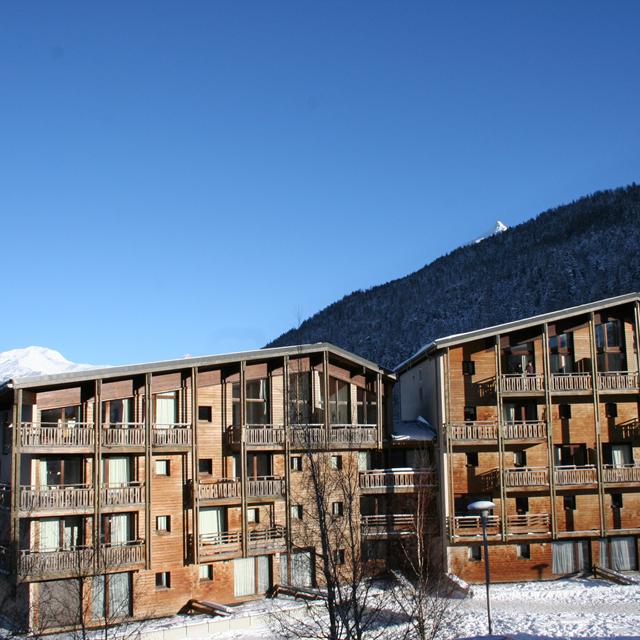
(391, 415), (437, 442)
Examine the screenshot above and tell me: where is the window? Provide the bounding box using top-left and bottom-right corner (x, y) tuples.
(155, 460), (170, 476)
(605, 403), (618, 419)
(102, 398), (134, 425)
(246, 379), (270, 424)
(92, 572), (132, 620)
(291, 505), (303, 520)
(199, 564), (214, 581)
(563, 495), (576, 511)
(604, 443), (632, 467)
(515, 497), (529, 515)
(469, 545), (482, 561)
(156, 515), (170, 533)
(329, 377), (351, 424)
(502, 341), (534, 374)
(331, 455), (343, 470)
(40, 405), (82, 426)
(247, 508), (260, 524)
(466, 452), (479, 467)
(464, 406), (477, 422)
(513, 450), (527, 468)
(289, 372), (311, 424)
(549, 332), (575, 374)
(462, 360), (476, 376)
(155, 392), (177, 426)
(198, 406), (212, 422)
(611, 493), (623, 509)
(596, 319), (626, 372)
(290, 456), (303, 472)
(559, 404), (572, 420)
(334, 549), (345, 565)
(516, 543), (531, 559)
(555, 444), (587, 466)
(231, 382), (240, 425)
(332, 502), (344, 517)
(356, 385), (377, 424)
(198, 459), (213, 475)
(155, 572), (170, 589)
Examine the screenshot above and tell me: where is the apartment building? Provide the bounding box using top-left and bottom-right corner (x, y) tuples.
(398, 292), (640, 582)
(0, 343), (423, 632)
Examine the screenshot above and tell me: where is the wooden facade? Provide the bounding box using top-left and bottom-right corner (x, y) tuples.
(399, 292), (640, 583)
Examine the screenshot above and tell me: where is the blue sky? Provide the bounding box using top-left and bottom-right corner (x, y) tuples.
(1, 1), (639, 365)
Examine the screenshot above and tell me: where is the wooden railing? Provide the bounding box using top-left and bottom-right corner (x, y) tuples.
(550, 373), (592, 392)
(199, 531), (242, 557)
(506, 513), (550, 534)
(247, 476), (285, 498)
(289, 425), (324, 448)
(100, 540), (145, 567)
(100, 482), (145, 507)
(19, 484), (94, 512)
(448, 421), (497, 441)
(359, 468), (436, 491)
(500, 374), (544, 393)
(602, 464), (640, 484)
(0, 484), (10, 509)
(554, 465), (597, 486)
(152, 424), (192, 447)
(448, 515), (501, 537)
(18, 547), (94, 577)
(502, 421), (547, 440)
(597, 371), (639, 391)
(198, 478), (241, 501)
(247, 525), (287, 551)
(227, 425), (287, 447)
(361, 514), (415, 535)
(329, 425), (377, 445)
(504, 467), (549, 487)
(101, 424), (145, 447)
(19, 423), (95, 448)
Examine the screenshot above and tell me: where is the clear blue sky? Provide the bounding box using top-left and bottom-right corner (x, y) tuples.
(2, 1), (639, 365)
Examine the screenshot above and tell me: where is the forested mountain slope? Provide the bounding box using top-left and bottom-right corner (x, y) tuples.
(267, 184), (640, 369)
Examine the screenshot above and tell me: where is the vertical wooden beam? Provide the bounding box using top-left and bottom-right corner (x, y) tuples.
(240, 361), (248, 557)
(634, 301), (640, 381)
(445, 348), (455, 547)
(144, 373), (152, 569)
(542, 322), (557, 540)
(10, 387), (22, 578)
(191, 367), (199, 565)
(376, 372), (383, 449)
(94, 380), (102, 572)
(283, 355), (292, 584)
(323, 350), (330, 444)
(495, 335), (507, 542)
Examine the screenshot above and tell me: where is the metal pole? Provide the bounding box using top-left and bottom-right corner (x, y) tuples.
(481, 512), (493, 635)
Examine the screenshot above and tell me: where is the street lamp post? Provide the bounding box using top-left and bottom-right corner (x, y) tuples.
(468, 500), (496, 636)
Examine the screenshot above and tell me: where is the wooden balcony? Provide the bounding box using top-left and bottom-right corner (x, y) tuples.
(99, 540), (145, 568)
(247, 476), (285, 499)
(101, 424), (145, 448)
(448, 421), (497, 442)
(289, 424), (324, 449)
(198, 478), (241, 501)
(504, 467), (549, 488)
(100, 482), (145, 507)
(329, 425), (377, 447)
(500, 374), (544, 394)
(550, 373), (591, 392)
(19, 484), (94, 514)
(199, 531), (242, 559)
(152, 424), (192, 448)
(227, 425), (286, 448)
(247, 525), (287, 553)
(448, 515), (501, 538)
(554, 465), (597, 486)
(18, 547), (94, 579)
(359, 468), (436, 493)
(19, 423), (94, 451)
(602, 464), (640, 484)
(361, 514), (415, 537)
(597, 371), (639, 392)
(502, 420), (547, 441)
(506, 513), (551, 536)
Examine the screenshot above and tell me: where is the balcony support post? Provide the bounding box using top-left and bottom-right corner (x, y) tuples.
(589, 313), (606, 536)
(542, 323), (558, 539)
(283, 355), (293, 584)
(240, 361), (248, 557)
(635, 302), (640, 379)
(376, 372), (383, 449)
(191, 367), (199, 565)
(444, 347), (455, 545)
(10, 387), (22, 577)
(323, 350), (330, 443)
(94, 379), (102, 573)
(495, 334), (507, 541)
(144, 372), (152, 569)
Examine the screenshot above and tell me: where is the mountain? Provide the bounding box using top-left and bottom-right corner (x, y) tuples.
(0, 347), (95, 384)
(474, 220), (508, 244)
(268, 184), (640, 369)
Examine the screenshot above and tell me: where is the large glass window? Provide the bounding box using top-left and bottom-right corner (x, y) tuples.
(289, 372), (311, 424)
(246, 379), (270, 424)
(231, 382), (240, 425)
(39, 457), (83, 487)
(92, 572), (132, 620)
(154, 392), (177, 426)
(102, 398), (134, 425)
(596, 319), (626, 371)
(554, 444), (587, 466)
(40, 405), (82, 426)
(356, 386), (377, 425)
(502, 341), (534, 374)
(329, 377), (350, 424)
(549, 332), (575, 374)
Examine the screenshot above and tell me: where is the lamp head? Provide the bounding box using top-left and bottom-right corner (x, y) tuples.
(468, 500), (496, 518)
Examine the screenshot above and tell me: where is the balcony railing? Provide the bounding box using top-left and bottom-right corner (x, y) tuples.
(247, 525), (287, 552)
(99, 540), (145, 567)
(199, 531), (242, 558)
(550, 373), (592, 392)
(198, 478), (241, 501)
(554, 465), (597, 486)
(19, 546), (94, 578)
(506, 513), (551, 535)
(502, 420), (547, 440)
(152, 424), (192, 447)
(289, 424), (324, 448)
(359, 468), (436, 492)
(227, 425), (287, 447)
(448, 421), (498, 441)
(19, 423), (95, 449)
(100, 482), (145, 507)
(500, 374), (544, 393)
(602, 464), (640, 484)
(329, 425), (377, 446)
(361, 514), (415, 536)
(597, 371), (639, 391)
(101, 424), (145, 447)
(19, 484), (94, 512)
(504, 467), (549, 488)
(448, 515), (501, 537)
(247, 476), (285, 498)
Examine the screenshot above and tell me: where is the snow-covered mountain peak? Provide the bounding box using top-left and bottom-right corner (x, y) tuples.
(0, 346), (96, 384)
(473, 220), (509, 244)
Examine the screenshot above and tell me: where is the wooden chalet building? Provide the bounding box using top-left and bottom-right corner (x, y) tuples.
(398, 292), (640, 582)
(0, 343), (439, 632)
